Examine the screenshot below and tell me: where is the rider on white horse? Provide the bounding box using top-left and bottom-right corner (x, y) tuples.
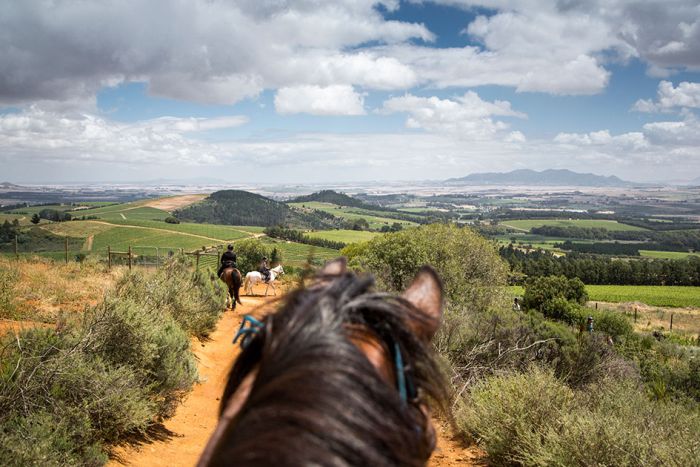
(259, 256), (271, 283)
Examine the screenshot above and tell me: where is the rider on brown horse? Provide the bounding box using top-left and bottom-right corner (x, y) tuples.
(218, 244), (238, 278)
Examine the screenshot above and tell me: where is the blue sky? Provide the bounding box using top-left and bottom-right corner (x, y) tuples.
(1, 0), (699, 183)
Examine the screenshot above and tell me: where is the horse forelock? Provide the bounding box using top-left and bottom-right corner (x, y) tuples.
(206, 272), (447, 466)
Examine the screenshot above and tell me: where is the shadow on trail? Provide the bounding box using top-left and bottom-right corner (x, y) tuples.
(108, 424), (178, 462)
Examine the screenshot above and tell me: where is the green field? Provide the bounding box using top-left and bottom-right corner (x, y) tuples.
(501, 219), (646, 232)
(100, 219), (257, 240)
(306, 229), (379, 243)
(261, 237), (339, 267)
(509, 284), (700, 308)
(289, 202), (417, 230)
(639, 250), (700, 259)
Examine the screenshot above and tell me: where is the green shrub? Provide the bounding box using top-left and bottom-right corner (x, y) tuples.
(457, 368), (700, 467)
(589, 309), (634, 340)
(84, 297), (197, 418)
(0, 411), (106, 467)
(235, 238), (272, 274)
(522, 275), (588, 311)
(342, 223), (508, 310)
(0, 328), (154, 464)
(541, 296), (583, 324)
(114, 255), (226, 337)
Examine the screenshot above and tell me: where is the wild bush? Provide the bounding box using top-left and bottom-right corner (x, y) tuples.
(458, 367), (700, 467)
(84, 297), (197, 417)
(235, 238), (272, 274)
(0, 328), (154, 464)
(522, 275), (587, 311)
(343, 223), (508, 311)
(114, 255), (226, 338)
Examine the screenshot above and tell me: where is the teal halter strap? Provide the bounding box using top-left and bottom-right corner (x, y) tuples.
(233, 315), (264, 347)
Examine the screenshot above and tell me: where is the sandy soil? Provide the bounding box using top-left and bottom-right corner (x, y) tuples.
(144, 195), (208, 213)
(110, 284), (483, 466)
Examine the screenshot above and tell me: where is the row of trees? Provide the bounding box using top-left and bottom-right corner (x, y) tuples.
(500, 244), (700, 285)
(532, 225), (700, 251)
(264, 226), (346, 250)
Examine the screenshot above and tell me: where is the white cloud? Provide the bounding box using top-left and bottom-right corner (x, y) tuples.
(380, 92), (525, 139)
(0, 0), (430, 106)
(633, 80), (700, 112)
(0, 109), (246, 166)
(275, 85), (366, 116)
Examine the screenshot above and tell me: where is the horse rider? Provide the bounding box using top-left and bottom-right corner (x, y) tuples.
(259, 256), (271, 283)
(217, 244), (238, 278)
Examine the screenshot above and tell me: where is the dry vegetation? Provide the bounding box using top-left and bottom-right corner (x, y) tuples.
(0, 256), (126, 323)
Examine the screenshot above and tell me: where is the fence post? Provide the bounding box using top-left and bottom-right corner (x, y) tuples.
(64, 237), (68, 264)
(14, 235), (18, 260)
(196, 250), (200, 270)
(128, 245), (132, 271)
(670, 313), (674, 332)
(107, 246), (111, 269)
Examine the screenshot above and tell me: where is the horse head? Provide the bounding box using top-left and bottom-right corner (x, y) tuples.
(198, 258), (447, 466)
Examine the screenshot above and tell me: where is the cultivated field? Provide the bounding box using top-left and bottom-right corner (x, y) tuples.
(261, 238), (339, 267)
(639, 250), (700, 259)
(306, 229), (379, 243)
(289, 201), (417, 229)
(501, 219), (646, 231)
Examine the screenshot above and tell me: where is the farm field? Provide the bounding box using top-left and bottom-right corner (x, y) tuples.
(509, 285), (700, 308)
(289, 201), (418, 229)
(101, 219), (258, 240)
(500, 219), (647, 232)
(261, 237), (339, 267)
(639, 250), (700, 259)
(306, 229), (379, 243)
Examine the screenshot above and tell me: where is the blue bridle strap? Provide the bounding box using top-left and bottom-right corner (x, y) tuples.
(233, 315), (265, 347)
(394, 341), (408, 403)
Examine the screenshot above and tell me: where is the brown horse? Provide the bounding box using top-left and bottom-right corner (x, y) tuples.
(220, 267), (242, 310)
(198, 258), (448, 466)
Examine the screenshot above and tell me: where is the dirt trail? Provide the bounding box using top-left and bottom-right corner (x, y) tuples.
(110, 288), (481, 467)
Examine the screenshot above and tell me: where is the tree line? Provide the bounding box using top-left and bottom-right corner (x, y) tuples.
(264, 226), (346, 250)
(500, 244), (700, 285)
(531, 225), (700, 252)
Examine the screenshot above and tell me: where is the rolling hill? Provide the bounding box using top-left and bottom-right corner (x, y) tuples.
(175, 190), (336, 228)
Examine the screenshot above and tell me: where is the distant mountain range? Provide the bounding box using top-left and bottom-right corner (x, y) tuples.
(445, 169), (632, 187)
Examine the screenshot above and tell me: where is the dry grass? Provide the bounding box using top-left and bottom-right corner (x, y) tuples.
(588, 301), (700, 339)
(0, 256), (127, 322)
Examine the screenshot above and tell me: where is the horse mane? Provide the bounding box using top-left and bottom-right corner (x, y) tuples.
(208, 271), (448, 466)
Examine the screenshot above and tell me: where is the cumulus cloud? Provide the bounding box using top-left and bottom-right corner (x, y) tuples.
(380, 92), (525, 139)
(633, 80), (700, 112)
(0, 0), (431, 106)
(275, 85), (366, 115)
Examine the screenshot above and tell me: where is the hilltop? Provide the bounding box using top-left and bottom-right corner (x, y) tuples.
(175, 190), (336, 228)
(445, 169), (631, 187)
(288, 190), (384, 210)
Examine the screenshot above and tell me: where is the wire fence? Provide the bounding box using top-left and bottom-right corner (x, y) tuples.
(3, 235), (222, 272)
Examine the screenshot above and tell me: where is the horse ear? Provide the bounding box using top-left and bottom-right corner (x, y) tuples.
(319, 257), (347, 276)
(401, 266), (443, 341)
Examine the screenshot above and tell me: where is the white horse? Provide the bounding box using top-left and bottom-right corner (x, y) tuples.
(243, 265), (284, 296)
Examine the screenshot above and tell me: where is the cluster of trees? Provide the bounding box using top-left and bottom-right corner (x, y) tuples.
(0, 220), (20, 243)
(38, 208), (72, 222)
(264, 226), (346, 250)
(501, 244), (700, 285)
(556, 240), (643, 256)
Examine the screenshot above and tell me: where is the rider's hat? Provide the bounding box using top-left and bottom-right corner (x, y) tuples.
(227, 244), (233, 250)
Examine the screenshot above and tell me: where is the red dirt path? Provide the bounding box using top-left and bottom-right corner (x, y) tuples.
(109, 287), (482, 466)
